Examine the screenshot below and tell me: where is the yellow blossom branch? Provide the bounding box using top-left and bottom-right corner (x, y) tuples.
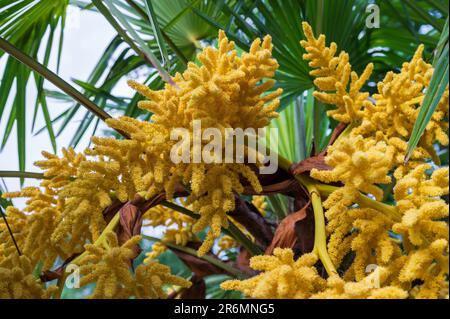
(274, 149), (407, 278)
(404, 96), (424, 106)
(0, 206), (22, 256)
(314, 183), (402, 221)
(1, 168), (263, 257)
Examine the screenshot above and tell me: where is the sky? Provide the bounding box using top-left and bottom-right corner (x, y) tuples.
(0, 7), (131, 207)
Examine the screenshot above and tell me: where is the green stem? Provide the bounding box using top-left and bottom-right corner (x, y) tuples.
(295, 175), (337, 276)
(72, 212), (121, 266)
(0, 171), (45, 179)
(94, 0), (187, 71)
(142, 235), (244, 278)
(126, 0), (188, 65)
(92, 0), (144, 60)
(277, 153), (337, 275)
(160, 200), (197, 219)
(144, 0), (170, 69)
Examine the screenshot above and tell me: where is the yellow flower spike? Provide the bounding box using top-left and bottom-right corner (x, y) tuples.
(394, 164), (449, 211)
(393, 164), (449, 249)
(34, 148), (85, 189)
(311, 135), (394, 200)
(76, 231), (188, 299)
(399, 239), (448, 282)
(309, 267), (408, 299)
(2, 188), (66, 268)
(134, 261), (191, 299)
(144, 242), (167, 262)
(358, 48), (447, 165)
(0, 255), (57, 299)
(251, 195), (267, 216)
(0, 207), (26, 259)
(221, 248), (326, 299)
(78, 233), (136, 299)
(300, 22), (373, 123)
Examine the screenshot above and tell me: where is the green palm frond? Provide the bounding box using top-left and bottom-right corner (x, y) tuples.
(406, 16), (449, 162)
(0, 0), (69, 178)
(0, 0), (448, 171)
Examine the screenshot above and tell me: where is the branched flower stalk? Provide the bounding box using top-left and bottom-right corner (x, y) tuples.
(0, 21), (448, 300)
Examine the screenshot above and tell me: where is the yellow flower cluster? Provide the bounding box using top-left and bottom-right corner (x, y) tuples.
(301, 21), (448, 167)
(1, 187), (68, 269)
(221, 248), (326, 298)
(224, 22), (448, 300)
(392, 164), (449, 298)
(327, 208), (399, 280)
(311, 269), (408, 299)
(143, 196), (266, 260)
(77, 232), (190, 299)
(0, 148), (86, 267)
(35, 148), (85, 189)
(300, 22), (373, 123)
(311, 134), (394, 200)
(0, 255), (57, 299)
(359, 46), (448, 164)
(0, 207), (25, 262)
(221, 248), (407, 299)
(317, 164), (448, 298)
(393, 165), (449, 246)
(2, 147), (121, 261)
(130, 30), (281, 129)
(120, 30), (280, 255)
(134, 260), (192, 299)
(302, 21), (448, 298)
